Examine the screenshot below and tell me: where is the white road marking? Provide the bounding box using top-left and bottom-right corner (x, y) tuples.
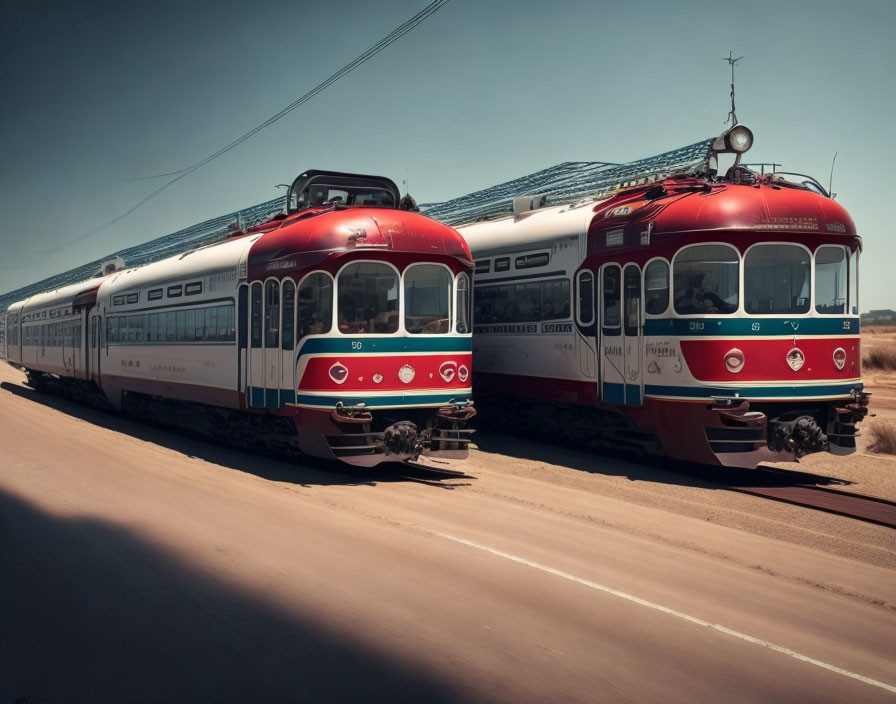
(433, 531), (896, 695)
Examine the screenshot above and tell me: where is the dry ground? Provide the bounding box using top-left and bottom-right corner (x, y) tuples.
(0, 359), (894, 702)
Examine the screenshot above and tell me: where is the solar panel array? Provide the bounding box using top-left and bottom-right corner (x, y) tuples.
(419, 137), (713, 226)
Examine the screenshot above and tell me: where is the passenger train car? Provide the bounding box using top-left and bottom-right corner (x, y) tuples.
(459, 126), (868, 467)
(5, 171), (475, 466)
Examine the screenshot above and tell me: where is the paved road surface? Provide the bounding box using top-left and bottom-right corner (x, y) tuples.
(1, 364), (894, 703)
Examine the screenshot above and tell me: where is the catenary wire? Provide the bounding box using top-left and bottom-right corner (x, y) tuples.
(4, 0), (451, 270)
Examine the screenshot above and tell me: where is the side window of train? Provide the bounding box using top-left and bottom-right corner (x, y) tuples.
(456, 273), (471, 334)
(264, 280), (280, 348)
(644, 260), (670, 316)
(576, 271), (595, 326)
(281, 280), (296, 350)
(251, 283), (263, 348)
(298, 273), (333, 338)
(673, 244), (739, 315)
(602, 265), (621, 331)
(623, 265), (641, 336)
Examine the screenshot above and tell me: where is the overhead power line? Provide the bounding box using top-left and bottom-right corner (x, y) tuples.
(5, 0), (451, 270)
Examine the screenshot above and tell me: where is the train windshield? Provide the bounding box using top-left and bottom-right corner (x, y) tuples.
(405, 264), (452, 334)
(673, 245), (739, 315)
(744, 244), (810, 314)
(337, 262), (399, 334)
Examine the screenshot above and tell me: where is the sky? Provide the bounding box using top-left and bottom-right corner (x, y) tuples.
(1, 0), (894, 310)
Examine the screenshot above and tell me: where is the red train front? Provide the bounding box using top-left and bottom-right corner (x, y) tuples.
(6, 170), (475, 466)
(462, 126), (868, 467)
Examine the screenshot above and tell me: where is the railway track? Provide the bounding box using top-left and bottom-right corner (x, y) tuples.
(728, 471), (896, 529)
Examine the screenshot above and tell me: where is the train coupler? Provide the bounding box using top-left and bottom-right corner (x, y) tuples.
(330, 401), (373, 425)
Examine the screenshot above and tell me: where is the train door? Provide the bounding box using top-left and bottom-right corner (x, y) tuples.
(88, 313), (100, 384)
(280, 279), (296, 405)
(599, 264), (624, 403)
(263, 279), (281, 408)
(248, 282), (264, 407)
(238, 285), (248, 402)
(622, 264), (643, 406)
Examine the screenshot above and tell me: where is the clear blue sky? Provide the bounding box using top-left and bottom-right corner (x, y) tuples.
(1, 0), (894, 310)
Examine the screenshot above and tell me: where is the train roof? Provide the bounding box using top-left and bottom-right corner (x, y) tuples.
(98, 234), (260, 299)
(247, 207), (471, 273)
(12, 278), (110, 316)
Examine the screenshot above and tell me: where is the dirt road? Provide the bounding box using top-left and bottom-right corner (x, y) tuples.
(1, 363), (894, 703)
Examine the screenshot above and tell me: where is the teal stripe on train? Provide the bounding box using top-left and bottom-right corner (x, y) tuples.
(644, 317), (859, 337)
(248, 387), (472, 409)
(645, 382), (862, 400)
(297, 337), (473, 356)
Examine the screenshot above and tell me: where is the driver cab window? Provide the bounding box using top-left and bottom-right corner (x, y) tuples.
(673, 245), (739, 315)
(405, 265), (452, 334)
(337, 262), (399, 334)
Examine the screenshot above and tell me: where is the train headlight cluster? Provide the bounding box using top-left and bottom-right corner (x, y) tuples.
(725, 125), (753, 153)
(711, 124), (754, 157)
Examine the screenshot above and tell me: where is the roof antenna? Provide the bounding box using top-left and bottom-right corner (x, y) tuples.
(828, 151), (838, 199)
(723, 51), (743, 127)
(399, 167), (419, 212)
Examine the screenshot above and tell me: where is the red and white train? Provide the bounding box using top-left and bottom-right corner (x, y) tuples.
(461, 125), (869, 467)
(5, 171), (475, 466)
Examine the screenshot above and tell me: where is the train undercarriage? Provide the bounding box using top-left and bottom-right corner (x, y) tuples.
(21, 368), (475, 466)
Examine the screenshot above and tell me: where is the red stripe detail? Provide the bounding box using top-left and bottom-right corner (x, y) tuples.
(680, 338), (860, 381)
(299, 353), (472, 392)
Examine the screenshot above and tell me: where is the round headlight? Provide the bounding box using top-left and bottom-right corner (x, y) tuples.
(726, 125), (753, 153)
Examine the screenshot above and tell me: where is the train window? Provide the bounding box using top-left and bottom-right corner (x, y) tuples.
(494, 258), (510, 272)
(516, 253), (550, 269)
(126, 293), (139, 304)
(456, 273), (471, 334)
(167, 285), (183, 298)
(405, 264), (452, 334)
(112, 295), (125, 306)
(264, 280), (280, 348)
(148, 288), (163, 301)
(474, 278), (570, 324)
(624, 265), (641, 336)
(848, 250), (859, 315)
(251, 283), (263, 348)
(218, 305), (236, 342)
(282, 280), (296, 350)
(106, 317), (118, 343)
(475, 260), (490, 274)
(185, 282), (202, 296)
(166, 311), (176, 342)
(744, 245), (810, 314)
(298, 273), (333, 338)
(602, 266), (621, 329)
(644, 261), (670, 315)
(184, 309), (196, 342)
(815, 246), (847, 314)
(337, 263), (398, 334)
(673, 245), (739, 315)
(576, 271), (595, 326)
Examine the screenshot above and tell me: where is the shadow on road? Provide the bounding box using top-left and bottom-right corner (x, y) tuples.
(0, 489), (463, 704)
(0, 380), (386, 489)
(473, 429), (853, 490)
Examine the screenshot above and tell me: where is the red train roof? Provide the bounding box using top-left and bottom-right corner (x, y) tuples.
(593, 177), (857, 238)
(247, 207), (472, 278)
